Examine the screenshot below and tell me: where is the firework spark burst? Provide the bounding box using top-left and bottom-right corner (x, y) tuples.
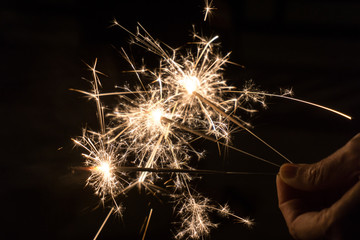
(72, 1), (351, 239)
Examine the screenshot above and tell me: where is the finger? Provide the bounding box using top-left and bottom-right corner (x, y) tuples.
(276, 176), (311, 229)
(277, 173), (328, 239)
(282, 180), (360, 240)
(279, 133), (360, 191)
(276, 174), (305, 205)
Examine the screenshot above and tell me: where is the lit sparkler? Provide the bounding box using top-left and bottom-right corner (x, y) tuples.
(71, 1), (351, 239)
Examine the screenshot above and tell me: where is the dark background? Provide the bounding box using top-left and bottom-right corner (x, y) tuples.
(2, 0), (359, 239)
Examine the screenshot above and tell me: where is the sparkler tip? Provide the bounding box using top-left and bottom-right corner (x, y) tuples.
(180, 75), (200, 94)
(150, 108), (164, 125)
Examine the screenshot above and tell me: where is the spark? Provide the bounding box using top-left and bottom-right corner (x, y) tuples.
(203, 0), (216, 21)
(72, 134), (124, 203)
(141, 208), (153, 240)
(175, 193), (252, 240)
(228, 89), (352, 120)
(175, 194), (218, 239)
(180, 75), (200, 94)
(150, 108), (164, 125)
(93, 207), (115, 240)
(95, 162), (112, 180)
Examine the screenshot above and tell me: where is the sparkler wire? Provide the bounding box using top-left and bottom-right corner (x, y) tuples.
(72, 166), (276, 176)
(193, 92), (292, 163)
(161, 116), (280, 167)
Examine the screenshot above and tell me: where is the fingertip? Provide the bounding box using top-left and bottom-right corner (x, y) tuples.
(276, 174), (286, 204)
(280, 163), (319, 191)
(276, 173), (300, 204)
(279, 163), (298, 182)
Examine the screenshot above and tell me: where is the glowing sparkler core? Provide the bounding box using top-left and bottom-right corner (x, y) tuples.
(95, 161), (112, 180)
(181, 75), (200, 95)
(150, 108), (164, 125)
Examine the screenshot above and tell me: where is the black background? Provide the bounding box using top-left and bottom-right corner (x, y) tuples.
(2, 0), (359, 239)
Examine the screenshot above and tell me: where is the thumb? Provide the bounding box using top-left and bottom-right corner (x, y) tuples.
(279, 161), (356, 191)
(279, 163), (328, 191)
(279, 134), (360, 191)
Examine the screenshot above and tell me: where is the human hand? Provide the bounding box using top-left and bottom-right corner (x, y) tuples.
(276, 134), (360, 240)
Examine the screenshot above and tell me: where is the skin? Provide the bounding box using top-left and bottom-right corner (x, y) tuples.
(276, 133), (360, 240)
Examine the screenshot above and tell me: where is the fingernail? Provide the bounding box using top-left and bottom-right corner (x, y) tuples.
(280, 164), (298, 179)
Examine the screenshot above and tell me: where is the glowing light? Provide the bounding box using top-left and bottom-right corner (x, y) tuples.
(180, 75), (200, 94)
(95, 162), (112, 179)
(203, 0), (216, 21)
(150, 108), (163, 124)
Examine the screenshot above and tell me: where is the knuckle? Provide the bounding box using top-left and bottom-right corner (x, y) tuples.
(304, 163), (325, 187)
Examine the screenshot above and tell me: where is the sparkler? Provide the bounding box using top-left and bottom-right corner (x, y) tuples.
(72, 1), (351, 239)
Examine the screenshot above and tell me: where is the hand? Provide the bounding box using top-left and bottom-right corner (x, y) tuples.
(276, 133), (360, 240)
